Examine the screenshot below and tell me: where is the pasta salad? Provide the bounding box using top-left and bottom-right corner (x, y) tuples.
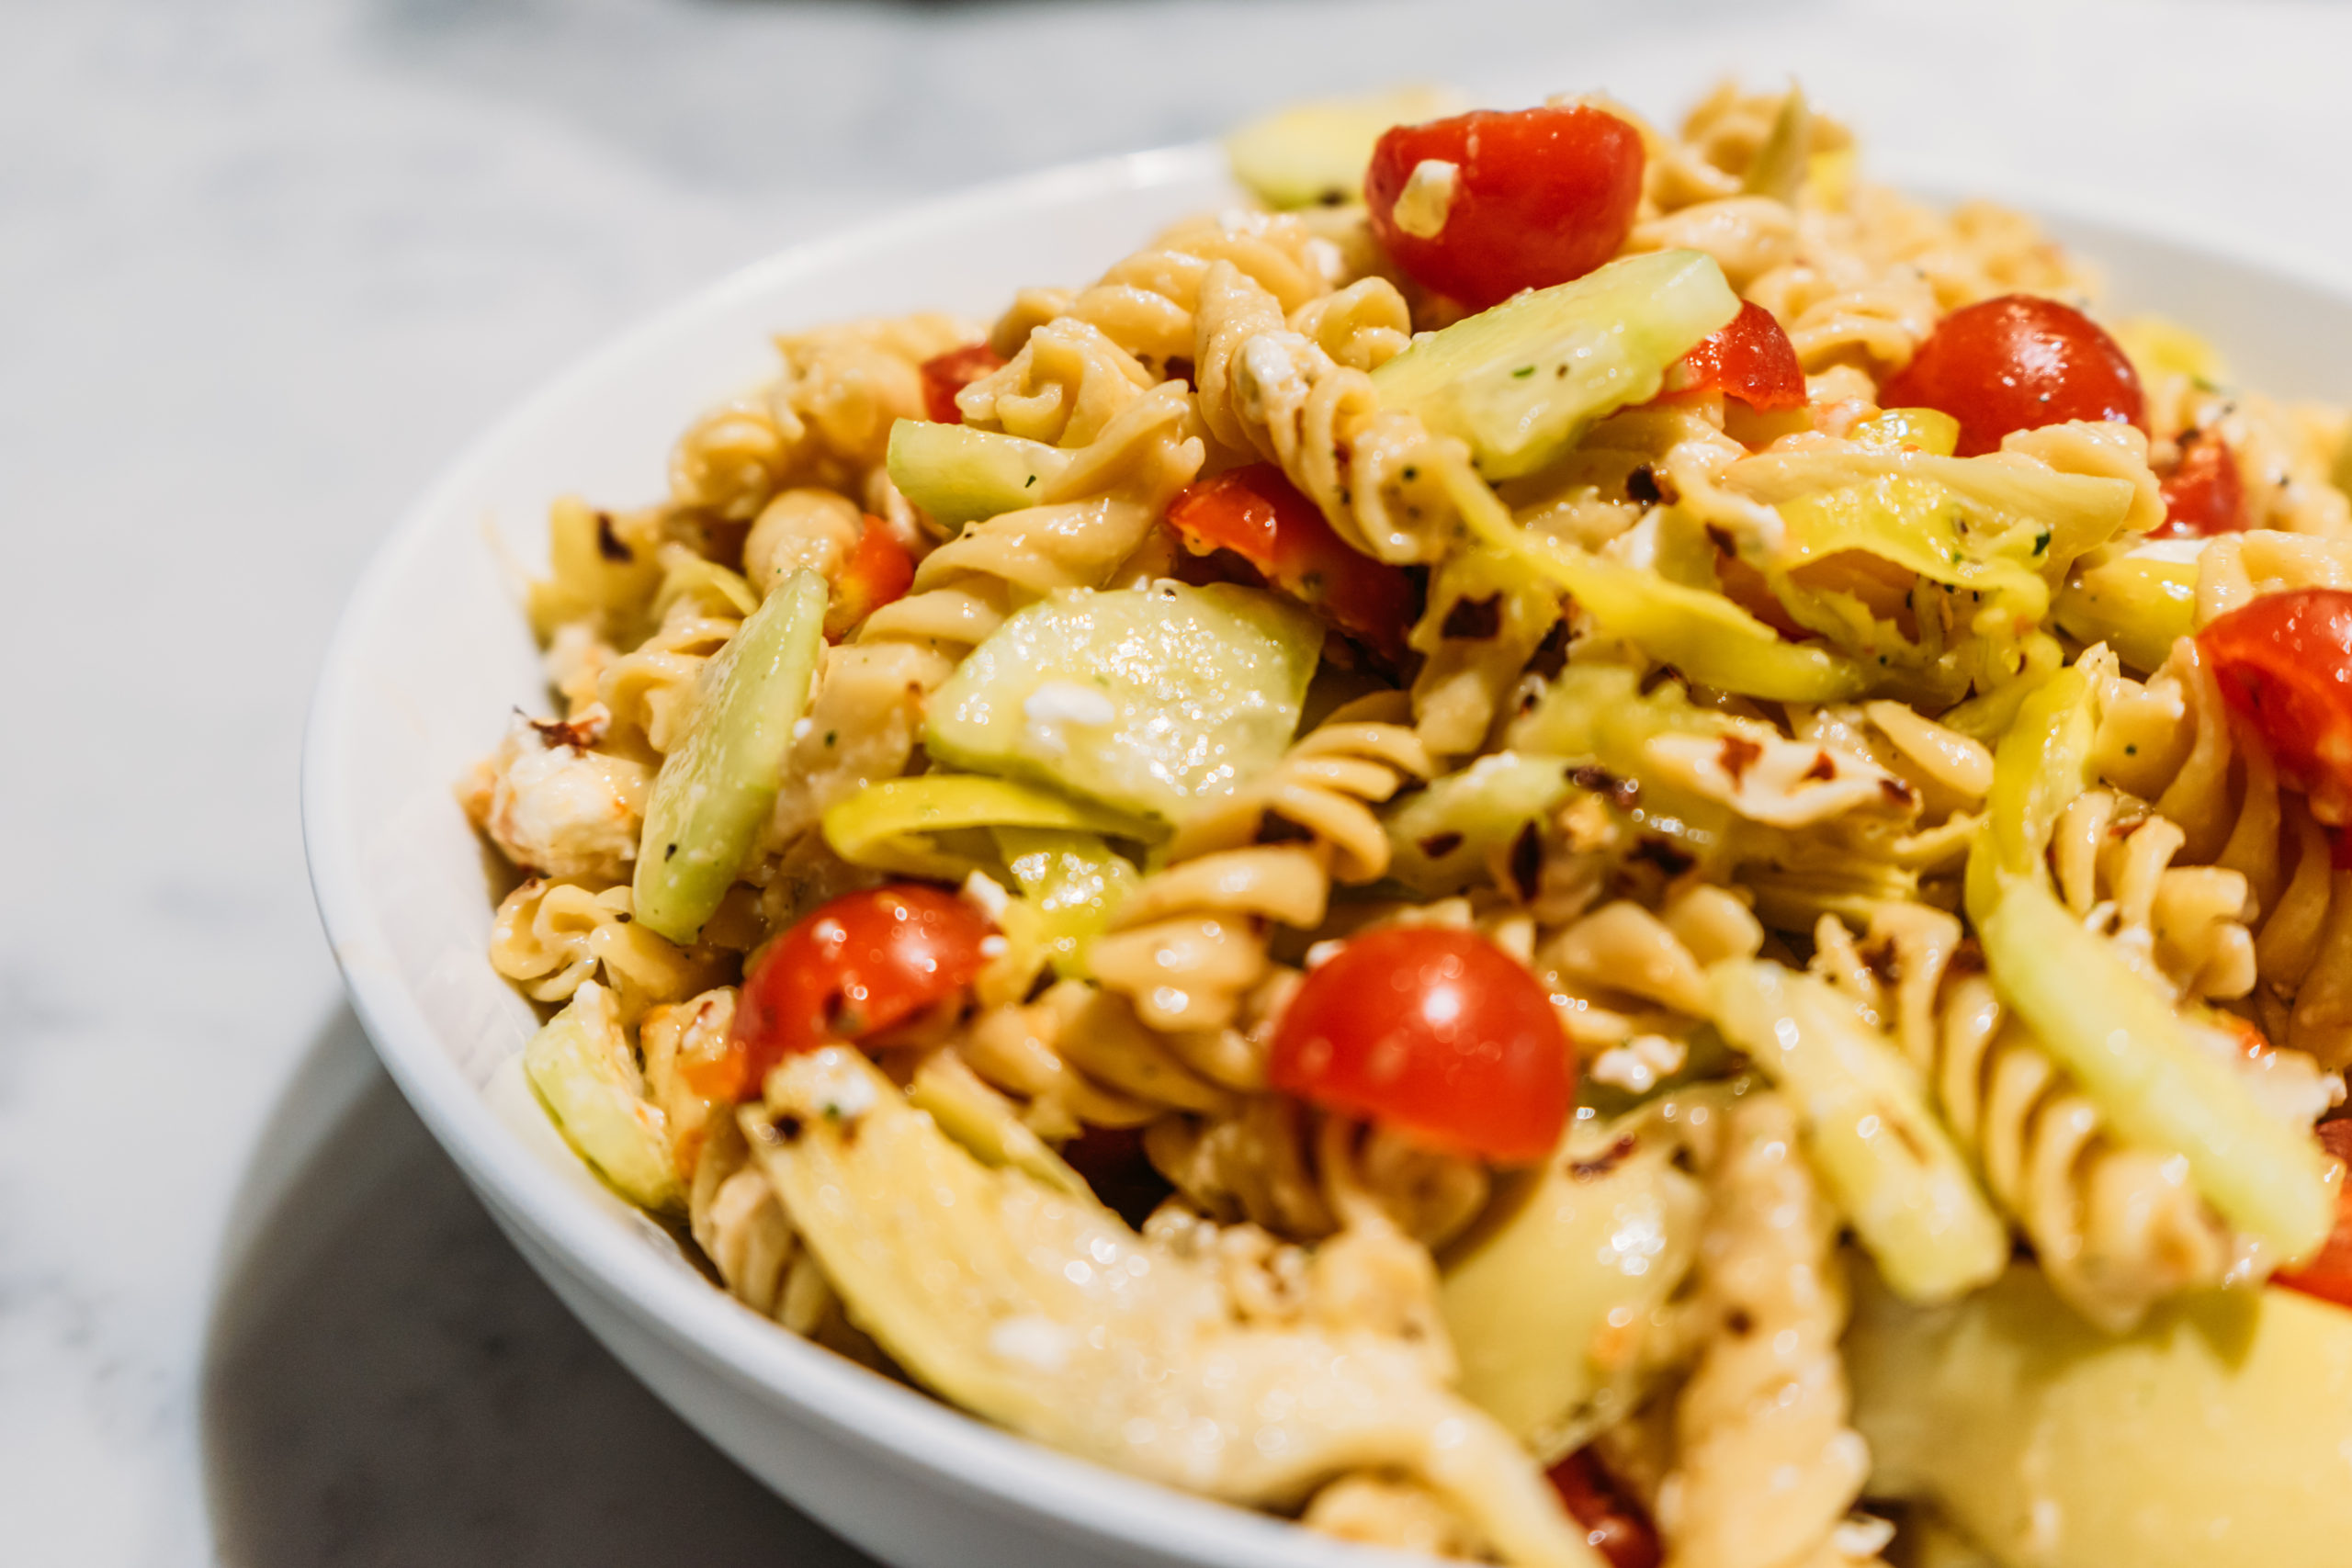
(461, 83), (2352, 1568)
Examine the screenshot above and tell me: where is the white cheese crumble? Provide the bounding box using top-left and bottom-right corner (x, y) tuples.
(1393, 158), (1460, 239)
(1589, 1034), (1688, 1094)
(988, 1314), (1075, 1372)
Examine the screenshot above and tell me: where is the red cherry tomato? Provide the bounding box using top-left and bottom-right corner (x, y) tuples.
(1879, 295), (2145, 457)
(1656, 300), (1806, 412)
(824, 516), (916, 640)
(1166, 464), (1418, 667)
(2276, 1120), (2352, 1309)
(2198, 589), (2352, 827)
(693, 886), (994, 1100)
(1269, 928), (1572, 1162)
(1365, 105), (1645, 310)
(1545, 1450), (1662, 1568)
(919, 343), (1007, 424)
(2153, 430), (2248, 538)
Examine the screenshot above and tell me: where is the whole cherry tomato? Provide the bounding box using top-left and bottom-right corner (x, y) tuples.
(1545, 1450), (1662, 1568)
(1879, 295), (2145, 457)
(1166, 464), (1418, 666)
(823, 516), (916, 640)
(1269, 927), (1572, 1162)
(2276, 1120), (2352, 1310)
(2198, 589), (2352, 826)
(693, 886), (994, 1100)
(919, 343), (1007, 424)
(1655, 299), (1806, 412)
(1365, 104), (1645, 310)
(2153, 430), (2247, 538)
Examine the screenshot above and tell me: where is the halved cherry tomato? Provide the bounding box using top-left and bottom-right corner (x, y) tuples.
(1269, 928), (1572, 1162)
(1365, 105), (1645, 310)
(691, 886), (994, 1100)
(2153, 430), (2248, 538)
(1545, 1450), (1662, 1568)
(2199, 589), (2352, 826)
(2276, 1120), (2352, 1309)
(919, 343), (1007, 424)
(1166, 464), (1418, 666)
(1656, 299), (1806, 412)
(824, 515), (915, 639)
(1879, 295), (2145, 457)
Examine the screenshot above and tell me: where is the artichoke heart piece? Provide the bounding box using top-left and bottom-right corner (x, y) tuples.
(1440, 1110), (1705, 1458)
(749, 1048), (1604, 1568)
(2052, 555), (2195, 674)
(925, 581), (1322, 824)
(1851, 1264), (2352, 1568)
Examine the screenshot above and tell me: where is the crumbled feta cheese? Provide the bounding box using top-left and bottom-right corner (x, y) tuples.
(1392, 159), (1460, 239)
(1589, 1034), (1688, 1094)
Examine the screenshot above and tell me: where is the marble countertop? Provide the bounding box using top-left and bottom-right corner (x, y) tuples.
(6, 0), (2349, 1562)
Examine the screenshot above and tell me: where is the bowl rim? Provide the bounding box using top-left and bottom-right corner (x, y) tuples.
(302, 136), (2352, 1567)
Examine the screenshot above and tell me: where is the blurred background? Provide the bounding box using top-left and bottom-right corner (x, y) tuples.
(6, 0), (2350, 1562)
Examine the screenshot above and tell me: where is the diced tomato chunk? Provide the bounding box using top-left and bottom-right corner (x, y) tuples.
(2153, 430), (2248, 538)
(1365, 104), (1645, 310)
(920, 343), (1007, 424)
(824, 515), (915, 639)
(689, 886), (993, 1100)
(1165, 464), (1418, 665)
(1269, 928), (1572, 1163)
(1879, 295), (2145, 457)
(1657, 299), (1806, 412)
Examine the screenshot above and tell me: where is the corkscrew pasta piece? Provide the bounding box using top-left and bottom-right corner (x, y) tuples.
(668, 313), (974, 517)
(1656, 1091), (1881, 1568)
(1148, 1099), (1492, 1250)
(1826, 904), (2237, 1332)
(1089, 701), (1430, 1039)
(983, 209), (1341, 382)
(488, 877), (731, 1019)
(2094, 637), (2352, 1064)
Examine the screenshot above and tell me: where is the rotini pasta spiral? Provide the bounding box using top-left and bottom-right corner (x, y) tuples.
(668, 313), (974, 518)
(488, 876), (733, 1019)
(1091, 697), (1431, 1035)
(1656, 1090), (1882, 1568)
(986, 209), (1341, 382)
(1818, 903), (2236, 1333)
(2094, 636), (2352, 1064)
(1148, 1100), (1491, 1250)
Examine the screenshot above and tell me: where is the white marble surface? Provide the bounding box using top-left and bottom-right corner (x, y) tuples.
(6, 0), (2349, 1562)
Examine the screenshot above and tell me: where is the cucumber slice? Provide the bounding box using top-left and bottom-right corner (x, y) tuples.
(886, 419), (1069, 531)
(1371, 250), (1740, 481)
(633, 569), (827, 942)
(1225, 85), (1457, 210)
(925, 581), (1322, 822)
(524, 982), (683, 1213)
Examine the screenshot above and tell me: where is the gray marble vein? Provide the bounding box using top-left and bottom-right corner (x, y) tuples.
(2, 0), (2348, 1562)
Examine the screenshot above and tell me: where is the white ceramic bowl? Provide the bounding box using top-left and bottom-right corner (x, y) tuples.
(305, 142), (2352, 1568)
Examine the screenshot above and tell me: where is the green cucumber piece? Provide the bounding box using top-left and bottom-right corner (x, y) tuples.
(1371, 249), (1740, 481)
(1225, 85), (1457, 210)
(886, 419), (1069, 531)
(524, 982), (683, 1213)
(925, 581), (1322, 822)
(633, 569), (828, 942)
